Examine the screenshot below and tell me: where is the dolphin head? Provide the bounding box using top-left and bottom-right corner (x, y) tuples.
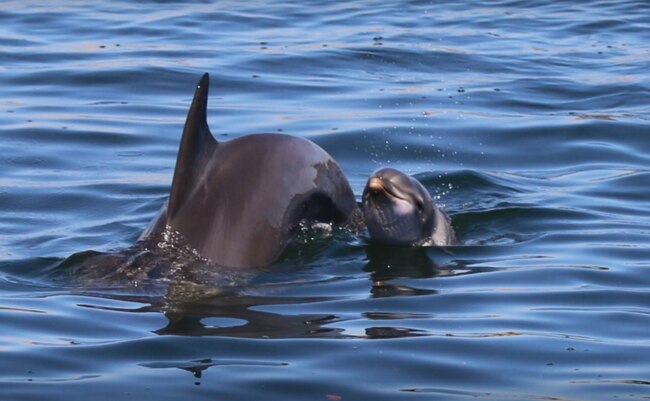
(362, 168), (435, 245)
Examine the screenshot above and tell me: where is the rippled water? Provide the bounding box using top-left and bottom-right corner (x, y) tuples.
(1, 1), (649, 400)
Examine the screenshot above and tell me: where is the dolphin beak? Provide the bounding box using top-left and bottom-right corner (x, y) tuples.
(367, 177), (385, 193)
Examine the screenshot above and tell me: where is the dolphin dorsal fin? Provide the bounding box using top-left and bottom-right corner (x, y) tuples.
(167, 73), (218, 219)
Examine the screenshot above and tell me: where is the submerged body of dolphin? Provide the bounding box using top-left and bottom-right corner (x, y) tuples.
(142, 74), (358, 268)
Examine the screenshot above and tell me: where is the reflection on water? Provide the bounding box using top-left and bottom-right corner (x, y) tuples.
(59, 228), (477, 340)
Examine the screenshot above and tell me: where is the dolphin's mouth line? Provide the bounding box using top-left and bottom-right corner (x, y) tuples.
(364, 197), (402, 228)
(365, 202), (419, 244)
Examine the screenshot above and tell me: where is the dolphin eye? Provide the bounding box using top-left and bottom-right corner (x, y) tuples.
(415, 200), (424, 212)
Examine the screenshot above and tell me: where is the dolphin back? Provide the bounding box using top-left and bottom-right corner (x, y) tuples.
(143, 74), (357, 267)
(167, 73), (218, 220)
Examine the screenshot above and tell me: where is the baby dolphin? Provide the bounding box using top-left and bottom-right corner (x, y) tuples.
(141, 73), (358, 268)
(362, 168), (456, 246)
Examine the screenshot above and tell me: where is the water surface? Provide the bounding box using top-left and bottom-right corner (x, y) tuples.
(1, 1), (649, 400)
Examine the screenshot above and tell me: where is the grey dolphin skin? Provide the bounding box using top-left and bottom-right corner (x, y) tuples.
(362, 168), (457, 246)
(142, 74), (456, 269)
(142, 73), (358, 268)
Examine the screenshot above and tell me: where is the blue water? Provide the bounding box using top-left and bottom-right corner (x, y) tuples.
(1, 1), (649, 400)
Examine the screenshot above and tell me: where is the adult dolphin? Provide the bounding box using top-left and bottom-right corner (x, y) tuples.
(142, 73), (358, 268)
